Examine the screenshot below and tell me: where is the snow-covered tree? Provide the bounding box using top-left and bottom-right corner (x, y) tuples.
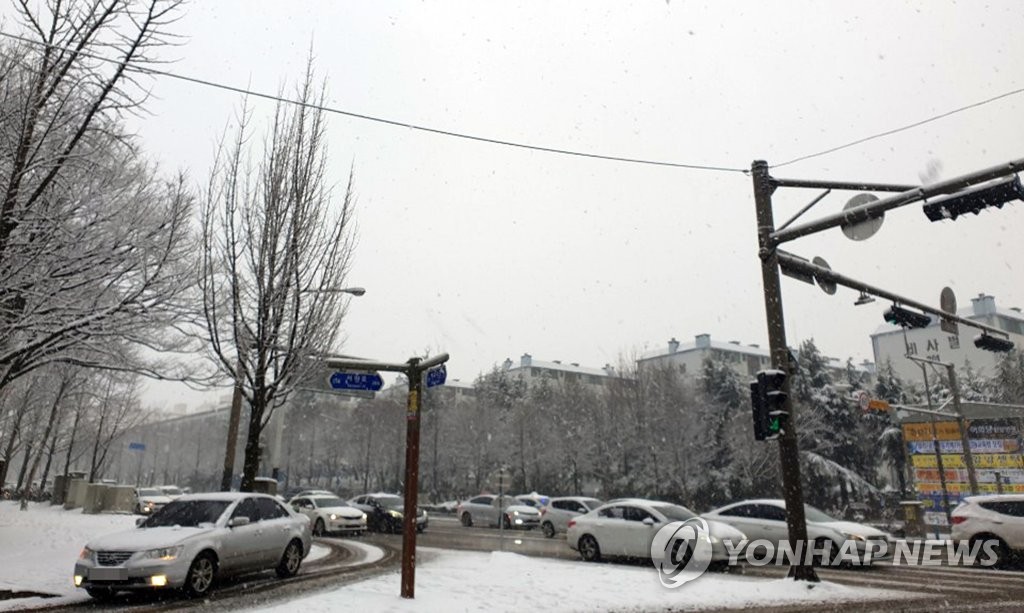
(198, 63), (358, 492)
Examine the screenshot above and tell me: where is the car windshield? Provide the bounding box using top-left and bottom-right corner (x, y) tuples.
(314, 497), (347, 508)
(652, 504), (697, 522)
(138, 488), (161, 497)
(804, 504), (839, 523)
(161, 486), (183, 495)
(141, 499), (231, 528)
(377, 496), (403, 510)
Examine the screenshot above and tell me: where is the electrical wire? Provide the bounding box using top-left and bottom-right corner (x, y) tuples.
(772, 86), (1024, 169)
(0, 30), (746, 174)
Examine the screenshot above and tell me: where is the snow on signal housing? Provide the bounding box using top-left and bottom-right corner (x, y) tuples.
(922, 174), (1024, 222)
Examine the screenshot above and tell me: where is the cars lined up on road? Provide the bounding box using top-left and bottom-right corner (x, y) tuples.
(74, 492), (311, 600)
(566, 498), (745, 563)
(951, 493), (1024, 567)
(289, 495), (367, 536)
(457, 494), (542, 529)
(540, 496), (603, 538)
(348, 493), (429, 534)
(702, 498), (895, 564)
(134, 487), (173, 515)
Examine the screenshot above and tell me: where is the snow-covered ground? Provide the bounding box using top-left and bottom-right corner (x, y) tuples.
(1, 501), (914, 612)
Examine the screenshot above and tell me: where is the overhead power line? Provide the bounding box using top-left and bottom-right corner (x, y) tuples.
(772, 86), (1024, 169)
(0, 30), (746, 174)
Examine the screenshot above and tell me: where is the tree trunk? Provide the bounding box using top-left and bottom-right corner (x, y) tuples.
(63, 406), (83, 479)
(20, 378), (70, 509)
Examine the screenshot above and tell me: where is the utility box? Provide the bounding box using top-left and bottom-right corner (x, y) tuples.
(83, 483), (110, 514)
(103, 485), (136, 513)
(252, 477), (278, 496)
(64, 479), (87, 510)
(900, 500), (925, 538)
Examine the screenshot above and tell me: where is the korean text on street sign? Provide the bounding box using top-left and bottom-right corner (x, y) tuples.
(128, 442), (146, 451)
(426, 364), (447, 388)
(329, 371), (384, 392)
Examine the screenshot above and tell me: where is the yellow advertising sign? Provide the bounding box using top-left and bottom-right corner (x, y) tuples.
(911, 453), (1024, 469)
(902, 421), (964, 442)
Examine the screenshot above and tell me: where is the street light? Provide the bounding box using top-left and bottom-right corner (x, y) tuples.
(220, 285), (366, 492)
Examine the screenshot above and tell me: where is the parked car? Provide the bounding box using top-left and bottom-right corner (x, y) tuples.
(566, 498), (745, 563)
(290, 495), (367, 536)
(73, 492), (312, 600)
(540, 496), (604, 538)
(457, 494), (541, 529)
(293, 489), (337, 498)
(703, 499), (895, 564)
(349, 493), (428, 533)
(157, 485), (185, 499)
(514, 492), (551, 509)
(134, 487), (173, 515)
(951, 494), (1024, 567)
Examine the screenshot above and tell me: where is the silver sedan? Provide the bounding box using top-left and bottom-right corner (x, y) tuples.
(74, 492), (312, 600)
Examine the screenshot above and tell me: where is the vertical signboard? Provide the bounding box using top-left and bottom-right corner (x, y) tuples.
(904, 418), (1024, 526)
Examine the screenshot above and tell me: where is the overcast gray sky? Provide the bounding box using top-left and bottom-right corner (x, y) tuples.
(67, 1), (1024, 410)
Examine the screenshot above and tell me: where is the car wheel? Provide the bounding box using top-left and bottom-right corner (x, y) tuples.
(461, 513), (473, 527)
(313, 518), (326, 537)
(542, 521), (556, 538)
(983, 537), (1013, 569)
(276, 539), (304, 578)
(814, 538), (838, 567)
(86, 587), (116, 601)
(578, 535), (602, 562)
(183, 552), (217, 597)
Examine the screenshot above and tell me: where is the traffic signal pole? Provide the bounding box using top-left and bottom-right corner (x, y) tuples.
(752, 161), (818, 582)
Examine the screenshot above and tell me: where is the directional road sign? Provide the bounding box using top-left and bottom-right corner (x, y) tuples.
(425, 364), (447, 388)
(329, 371), (383, 392)
(128, 442), (146, 452)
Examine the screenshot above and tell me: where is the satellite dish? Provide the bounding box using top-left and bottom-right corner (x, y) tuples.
(841, 193), (884, 241)
(940, 287), (959, 335)
(812, 256), (837, 295)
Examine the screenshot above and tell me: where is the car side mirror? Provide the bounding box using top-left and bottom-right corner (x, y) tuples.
(642, 517), (656, 527)
(228, 516), (251, 528)
(135, 517), (147, 527)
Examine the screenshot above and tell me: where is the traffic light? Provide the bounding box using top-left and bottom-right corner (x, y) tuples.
(750, 369), (788, 441)
(922, 175), (1024, 222)
(883, 305), (931, 329)
(974, 333), (1015, 353)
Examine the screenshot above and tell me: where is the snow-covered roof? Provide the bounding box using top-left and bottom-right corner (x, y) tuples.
(638, 337), (770, 362)
(510, 358), (613, 378)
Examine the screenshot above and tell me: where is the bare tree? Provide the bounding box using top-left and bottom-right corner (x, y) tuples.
(0, 1), (195, 391)
(199, 63), (357, 492)
(85, 368), (146, 482)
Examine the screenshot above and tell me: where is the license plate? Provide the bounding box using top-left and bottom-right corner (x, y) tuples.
(90, 567), (127, 581)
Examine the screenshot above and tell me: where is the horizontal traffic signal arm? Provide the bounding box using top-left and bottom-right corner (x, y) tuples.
(776, 249), (1012, 343)
(768, 157), (1024, 245)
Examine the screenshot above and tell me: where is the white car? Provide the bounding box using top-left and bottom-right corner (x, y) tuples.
(74, 492), (312, 600)
(566, 498), (745, 562)
(703, 499), (895, 564)
(457, 494), (541, 529)
(952, 494), (1024, 567)
(290, 495), (367, 536)
(540, 496), (604, 538)
(157, 485), (185, 499)
(134, 487), (173, 515)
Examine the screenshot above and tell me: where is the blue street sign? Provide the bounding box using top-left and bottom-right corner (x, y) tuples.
(426, 364), (447, 388)
(128, 442), (146, 452)
(329, 371), (384, 392)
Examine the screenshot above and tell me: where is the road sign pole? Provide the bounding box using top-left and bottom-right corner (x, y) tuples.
(401, 358), (424, 599)
(753, 160), (818, 582)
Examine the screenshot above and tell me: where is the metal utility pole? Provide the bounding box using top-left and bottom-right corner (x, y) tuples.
(326, 352), (449, 600)
(752, 160), (818, 582)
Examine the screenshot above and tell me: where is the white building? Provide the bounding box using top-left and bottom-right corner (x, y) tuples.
(499, 353), (619, 389)
(871, 293), (1024, 382)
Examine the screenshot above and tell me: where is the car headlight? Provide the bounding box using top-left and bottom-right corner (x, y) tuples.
(142, 545), (184, 561)
(330, 513), (338, 520)
(841, 532), (866, 542)
(79, 547), (95, 562)
(708, 534), (720, 544)
(361, 513), (368, 521)
(512, 510), (520, 516)
(388, 510), (402, 518)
